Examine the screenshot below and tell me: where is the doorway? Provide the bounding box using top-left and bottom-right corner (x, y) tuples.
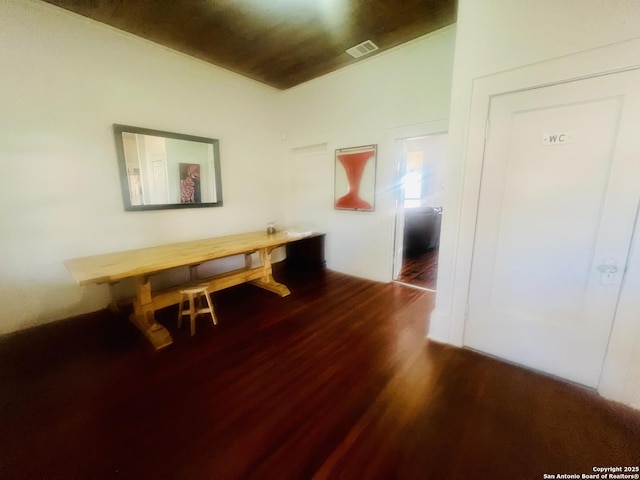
(393, 133), (447, 291)
(464, 68), (640, 388)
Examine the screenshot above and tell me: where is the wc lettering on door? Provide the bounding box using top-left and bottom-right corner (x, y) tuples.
(541, 132), (573, 145)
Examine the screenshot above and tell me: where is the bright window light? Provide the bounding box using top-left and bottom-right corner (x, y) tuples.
(403, 151), (424, 208)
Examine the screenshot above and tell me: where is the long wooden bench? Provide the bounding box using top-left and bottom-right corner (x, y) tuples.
(65, 231), (307, 350)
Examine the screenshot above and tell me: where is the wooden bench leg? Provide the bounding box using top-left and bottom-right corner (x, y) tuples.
(250, 246), (291, 297)
(108, 282), (121, 313)
(131, 275), (173, 350)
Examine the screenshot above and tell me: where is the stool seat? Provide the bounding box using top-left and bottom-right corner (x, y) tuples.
(177, 284), (217, 336)
(180, 286), (209, 295)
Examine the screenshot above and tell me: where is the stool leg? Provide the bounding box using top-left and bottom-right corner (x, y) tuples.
(177, 296), (184, 329)
(189, 293), (196, 336)
(203, 291), (217, 326)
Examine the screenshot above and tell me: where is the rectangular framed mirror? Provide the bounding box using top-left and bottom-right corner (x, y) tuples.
(113, 124), (223, 211)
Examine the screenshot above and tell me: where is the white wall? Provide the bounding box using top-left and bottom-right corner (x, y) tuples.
(0, 1), (284, 334)
(280, 26), (456, 282)
(435, 0), (640, 407)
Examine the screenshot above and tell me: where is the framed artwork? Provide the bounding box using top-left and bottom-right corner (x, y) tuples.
(334, 144), (377, 211)
(179, 163), (201, 204)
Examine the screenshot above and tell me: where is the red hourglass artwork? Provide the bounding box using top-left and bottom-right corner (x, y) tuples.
(334, 145), (376, 211)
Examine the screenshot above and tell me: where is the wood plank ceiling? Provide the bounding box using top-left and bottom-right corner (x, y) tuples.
(43, 0), (457, 90)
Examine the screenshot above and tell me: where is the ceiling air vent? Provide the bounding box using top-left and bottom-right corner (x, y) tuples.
(346, 40), (379, 59)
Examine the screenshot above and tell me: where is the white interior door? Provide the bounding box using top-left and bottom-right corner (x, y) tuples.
(392, 141), (409, 280)
(289, 144), (331, 231)
(465, 69), (640, 388)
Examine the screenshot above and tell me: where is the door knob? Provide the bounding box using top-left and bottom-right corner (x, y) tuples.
(598, 264), (618, 273)
(598, 259), (618, 286)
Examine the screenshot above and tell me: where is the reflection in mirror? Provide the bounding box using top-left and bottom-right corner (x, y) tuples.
(113, 124), (223, 211)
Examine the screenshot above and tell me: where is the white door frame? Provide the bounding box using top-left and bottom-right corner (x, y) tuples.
(435, 38), (640, 399)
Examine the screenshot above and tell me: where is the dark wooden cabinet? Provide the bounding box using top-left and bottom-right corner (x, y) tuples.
(285, 233), (326, 271)
(403, 208), (442, 256)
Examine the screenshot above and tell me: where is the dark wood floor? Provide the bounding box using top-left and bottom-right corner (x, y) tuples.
(1, 265), (638, 479)
(397, 249), (439, 290)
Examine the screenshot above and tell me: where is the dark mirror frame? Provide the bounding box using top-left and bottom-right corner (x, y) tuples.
(113, 124), (223, 211)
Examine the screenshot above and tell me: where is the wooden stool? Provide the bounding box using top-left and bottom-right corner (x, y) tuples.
(177, 285), (217, 336)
